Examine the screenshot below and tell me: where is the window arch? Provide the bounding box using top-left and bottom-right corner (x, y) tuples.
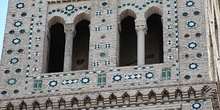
(145, 7), (163, 64)
(119, 9), (137, 66)
(145, 6), (162, 19)
(47, 16), (65, 73)
(119, 9), (137, 22)
(72, 13), (90, 70)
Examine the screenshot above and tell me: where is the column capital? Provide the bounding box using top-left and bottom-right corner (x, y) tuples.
(135, 25), (147, 33)
(64, 23), (75, 34)
(135, 19), (147, 33)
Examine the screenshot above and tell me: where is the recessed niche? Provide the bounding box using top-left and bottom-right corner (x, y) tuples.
(102, 19), (106, 22)
(7, 50), (13, 54)
(12, 14), (16, 17)
(196, 53), (202, 58)
(101, 35), (105, 39)
(4, 70), (10, 74)
(19, 29), (25, 34)
(15, 68), (22, 73)
(1, 91), (7, 95)
(182, 12), (188, 16)
(9, 30), (15, 34)
(102, 2), (108, 6)
(21, 12), (27, 17)
(35, 44), (39, 47)
(185, 54), (189, 58)
(184, 75), (190, 80)
(184, 34), (190, 38)
(13, 89), (19, 94)
(18, 49), (24, 53)
(195, 33), (201, 37)
(194, 11), (200, 15)
(197, 74), (202, 78)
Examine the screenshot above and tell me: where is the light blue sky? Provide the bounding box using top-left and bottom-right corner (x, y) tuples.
(0, 0), (8, 59)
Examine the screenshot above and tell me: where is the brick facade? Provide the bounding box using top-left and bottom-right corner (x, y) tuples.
(0, 0), (220, 109)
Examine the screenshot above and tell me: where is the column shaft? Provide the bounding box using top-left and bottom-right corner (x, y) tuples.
(137, 31), (145, 66)
(135, 20), (147, 66)
(64, 23), (75, 72)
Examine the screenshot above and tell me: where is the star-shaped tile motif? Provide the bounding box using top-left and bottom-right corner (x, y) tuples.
(188, 63), (198, 70)
(16, 2), (25, 9)
(65, 4), (74, 11)
(145, 72), (154, 79)
(81, 77), (90, 84)
(10, 57), (19, 64)
(49, 80), (58, 87)
(12, 38), (21, 45)
(113, 75), (122, 81)
(14, 21), (23, 27)
(187, 21), (196, 28)
(188, 42), (197, 49)
(7, 78), (17, 85)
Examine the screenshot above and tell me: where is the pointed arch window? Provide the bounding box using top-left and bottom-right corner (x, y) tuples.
(46, 14), (91, 73)
(47, 16), (65, 73)
(145, 14), (163, 64)
(119, 9), (137, 66)
(72, 20), (90, 71)
(72, 13), (90, 71)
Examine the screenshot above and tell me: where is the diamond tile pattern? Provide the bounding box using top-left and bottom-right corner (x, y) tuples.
(125, 74), (142, 80)
(62, 79), (78, 85)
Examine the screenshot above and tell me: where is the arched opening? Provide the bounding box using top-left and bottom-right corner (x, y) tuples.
(72, 20), (90, 70)
(145, 14), (163, 64)
(48, 23), (65, 73)
(119, 11), (137, 66)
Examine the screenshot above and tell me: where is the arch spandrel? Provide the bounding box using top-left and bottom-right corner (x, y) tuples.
(145, 6), (163, 19)
(47, 11), (91, 25)
(119, 9), (137, 22)
(117, 2), (163, 20)
(73, 12), (91, 25)
(48, 16), (66, 29)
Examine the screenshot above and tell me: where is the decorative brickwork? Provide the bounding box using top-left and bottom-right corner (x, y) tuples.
(1, 0), (220, 109)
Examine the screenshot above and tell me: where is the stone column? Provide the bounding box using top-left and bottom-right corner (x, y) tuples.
(135, 20), (147, 66)
(64, 23), (75, 72)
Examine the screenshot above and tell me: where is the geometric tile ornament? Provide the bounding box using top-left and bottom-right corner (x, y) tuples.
(188, 63), (198, 70)
(16, 2), (25, 9)
(192, 102), (202, 109)
(7, 78), (17, 85)
(113, 75), (122, 81)
(10, 57), (19, 64)
(145, 72), (154, 79)
(186, 1), (195, 7)
(48, 80), (58, 87)
(81, 77), (90, 84)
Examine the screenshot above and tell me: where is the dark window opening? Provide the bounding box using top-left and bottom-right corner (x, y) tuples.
(48, 23), (65, 73)
(72, 20), (90, 70)
(119, 16), (137, 66)
(145, 14), (163, 64)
